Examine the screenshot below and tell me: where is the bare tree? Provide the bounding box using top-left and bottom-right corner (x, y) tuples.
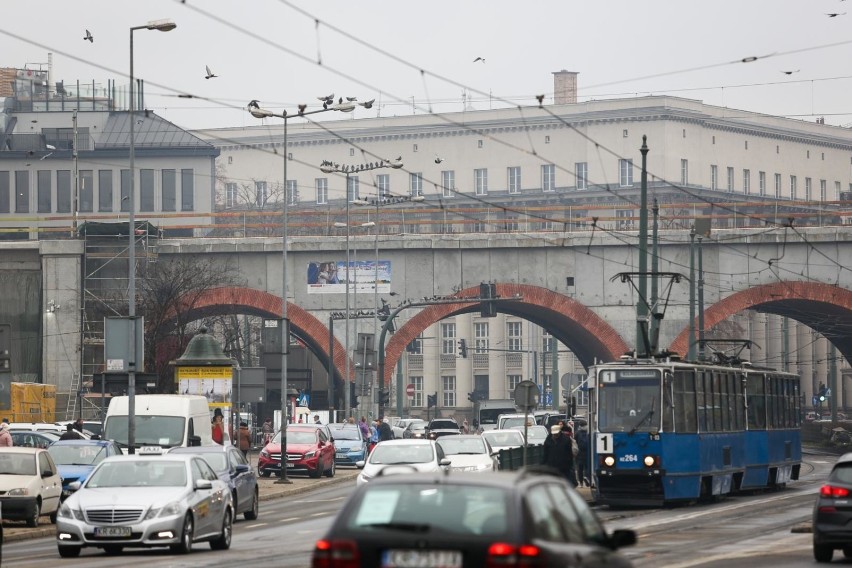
(137, 255), (246, 393)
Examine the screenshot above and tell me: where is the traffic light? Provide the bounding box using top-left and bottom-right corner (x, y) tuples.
(350, 382), (359, 408)
(379, 390), (390, 406)
(480, 283), (497, 318)
(427, 392), (438, 408)
(457, 339), (468, 358)
(467, 392), (475, 403)
(819, 383), (828, 402)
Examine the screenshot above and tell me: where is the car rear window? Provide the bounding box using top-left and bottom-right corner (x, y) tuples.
(831, 462), (852, 484)
(349, 484), (510, 536)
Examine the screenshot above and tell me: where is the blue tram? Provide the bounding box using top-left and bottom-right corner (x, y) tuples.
(590, 356), (801, 506)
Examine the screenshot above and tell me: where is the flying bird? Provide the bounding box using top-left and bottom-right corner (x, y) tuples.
(781, 70), (800, 75)
(359, 98), (375, 109)
(434, 155), (444, 164)
(473, 57), (485, 63)
(317, 93), (334, 103)
(83, 29), (93, 43)
(536, 94), (545, 105)
(826, 12), (846, 16)
(346, 96), (358, 102)
(205, 65), (218, 79)
(298, 103), (307, 114)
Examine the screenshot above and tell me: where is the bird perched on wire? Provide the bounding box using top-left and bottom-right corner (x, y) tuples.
(298, 103), (307, 114)
(83, 29), (93, 43)
(205, 65), (218, 79)
(536, 94), (545, 105)
(826, 12), (846, 17)
(248, 100), (260, 110)
(781, 70), (800, 75)
(473, 57), (485, 63)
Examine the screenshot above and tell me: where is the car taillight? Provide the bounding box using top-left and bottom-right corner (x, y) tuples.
(311, 539), (360, 568)
(820, 484), (851, 498)
(486, 542), (542, 567)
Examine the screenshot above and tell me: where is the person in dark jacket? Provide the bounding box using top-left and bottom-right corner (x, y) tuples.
(60, 423), (83, 440)
(542, 424), (577, 486)
(575, 427), (590, 486)
(378, 418), (394, 441)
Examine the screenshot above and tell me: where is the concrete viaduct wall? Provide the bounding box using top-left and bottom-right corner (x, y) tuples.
(8, 226), (852, 396)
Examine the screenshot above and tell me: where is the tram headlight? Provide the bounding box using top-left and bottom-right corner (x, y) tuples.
(643, 455), (658, 467)
(603, 455), (616, 467)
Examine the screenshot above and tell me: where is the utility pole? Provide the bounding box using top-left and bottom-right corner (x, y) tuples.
(636, 136), (649, 355)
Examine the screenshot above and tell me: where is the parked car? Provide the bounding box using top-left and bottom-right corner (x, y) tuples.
(813, 451), (852, 561)
(48, 439), (124, 501)
(10, 423), (89, 439)
(0, 447), (62, 527)
(170, 444), (259, 521)
(392, 418), (425, 440)
(55, 420), (103, 438)
(329, 423), (368, 466)
(402, 421), (428, 439)
(437, 435), (499, 473)
(312, 469), (636, 567)
(425, 418), (462, 439)
(510, 424), (549, 446)
(55, 450), (233, 557)
(356, 439), (451, 485)
(481, 429), (526, 451)
(10, 430), (59, 449)
(257, 425), (335, 479)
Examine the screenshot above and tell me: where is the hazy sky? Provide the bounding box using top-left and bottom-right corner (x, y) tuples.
(3, 1), (852, 131)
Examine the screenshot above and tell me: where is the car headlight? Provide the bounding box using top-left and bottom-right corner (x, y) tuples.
(7, 488), (28, 496)
(144, 501), (183, 520)
(305, 450), (316, 458)
(475, 463), (492, 471)
(358, 472), (372, 483)
(260, 449), (270, 458)
(58, 503), (85, 521)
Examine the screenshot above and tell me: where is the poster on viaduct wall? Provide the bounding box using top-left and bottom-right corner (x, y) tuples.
(306, 260), (391, 294)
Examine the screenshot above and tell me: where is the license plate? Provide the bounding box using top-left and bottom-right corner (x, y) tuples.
(286, 462), (294, 468)
(94, 526), (131, 537)
(382, 549), (462, 568)
(336, 452), (347, 456)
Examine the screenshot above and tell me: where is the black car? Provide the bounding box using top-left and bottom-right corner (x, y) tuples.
(814, 452), (852, 562)
(426, 418), (462, 439)
(311, 468), (635, 567)
(170, 444), (259, 521)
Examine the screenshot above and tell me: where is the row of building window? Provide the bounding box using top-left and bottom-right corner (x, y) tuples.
(0, 169), (195, 214)
(225, 161), (609, 207)
(687, 160), (846, 199)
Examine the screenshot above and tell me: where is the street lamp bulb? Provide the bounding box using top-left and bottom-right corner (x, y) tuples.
(335, 102), (356, 113)
(410, 195), (425, 202)
(333, 222), (347, 228)
(320, 164), (335, 174)
(361, 221), (376, 228)
(390, 158), (404, 169)
(249, 107), (274, 119)
(146, 19), (177, 31)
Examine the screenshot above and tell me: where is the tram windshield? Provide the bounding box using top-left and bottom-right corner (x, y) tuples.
(596, 368), (661, 433)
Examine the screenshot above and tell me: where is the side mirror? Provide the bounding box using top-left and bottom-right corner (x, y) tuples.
(355, 460), (366, 469)
(90, 435), (101, 440)
(68, 481), (82, 491)
(41, 469), (54, 478)
(234, 464), (249, 474)
(188, 435), (201, 447)
(195, 479), (213, 490)
(439, 458), (452, 467)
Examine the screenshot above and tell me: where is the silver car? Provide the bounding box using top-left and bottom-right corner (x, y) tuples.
(55, 452), (233, 557)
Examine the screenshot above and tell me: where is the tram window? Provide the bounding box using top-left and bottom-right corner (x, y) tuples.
(696, 371), (707, 432)
(746, 375), (766, 429)
(718, 372), (730, 431)
(673, 370), (697, 432)
(733, 374), (744, 430)
(662, 372), (674, 433)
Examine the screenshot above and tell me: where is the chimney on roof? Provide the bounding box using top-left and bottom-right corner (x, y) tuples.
(552, 70), (578, 105)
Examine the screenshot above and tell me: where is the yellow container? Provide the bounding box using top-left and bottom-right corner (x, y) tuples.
(0, 383), (57, 423)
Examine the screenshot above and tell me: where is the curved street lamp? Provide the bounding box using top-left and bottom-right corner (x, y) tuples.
(247, 97), (366, 482)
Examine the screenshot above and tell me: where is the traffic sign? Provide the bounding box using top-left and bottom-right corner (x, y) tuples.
(406, 383), (415, 397)
(513, 380), (540, 410)
(544, 392), (553, 407)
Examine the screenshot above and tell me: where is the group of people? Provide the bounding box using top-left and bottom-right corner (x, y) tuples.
(210, 408), (251, 457)
(356, 416), (393, 452)
(542, 421), (590, 487)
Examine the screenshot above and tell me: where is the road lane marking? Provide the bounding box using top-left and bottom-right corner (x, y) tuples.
(245, 523), (267, 528)
(291, 496), (346, 503)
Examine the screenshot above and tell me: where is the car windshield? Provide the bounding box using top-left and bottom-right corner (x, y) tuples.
(408, 423), (426, 431)
(199, 453), (228, 472)
(596, 369), (661, 433)
(511, 426), (547, 443)
(482, 431), (525, 448)
(48, 444), (109, 466)
(0, 453), (37, 475)
(273, 430), (316, 445)
(87, 460), (188, 488)
(501, 417), (529, 429)
(103, 415), (186, 448)
(830, 463), (852, 484)
(437, 437), (487, 455)
(429, 421), (458, 430)
(370, 444), (434, 465)
(330, 427), (360, 441)
(348, 484), (510, 537)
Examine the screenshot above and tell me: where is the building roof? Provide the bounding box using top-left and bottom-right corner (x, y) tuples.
(99, 111), (215, 149)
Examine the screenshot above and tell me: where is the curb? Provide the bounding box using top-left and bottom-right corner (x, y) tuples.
(257, 470), (359, 501)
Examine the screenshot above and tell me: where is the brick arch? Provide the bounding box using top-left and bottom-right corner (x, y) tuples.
(179, 287), (348, 385)
(383, 283), (629, 385)
(670, 281), (852, 363)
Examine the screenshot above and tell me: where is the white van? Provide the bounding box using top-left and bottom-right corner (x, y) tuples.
(102, 394), (214, 452)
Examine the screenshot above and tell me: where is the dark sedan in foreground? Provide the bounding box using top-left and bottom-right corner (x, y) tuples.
(814, 452), (852, 562)
(312, 468), (635, 567)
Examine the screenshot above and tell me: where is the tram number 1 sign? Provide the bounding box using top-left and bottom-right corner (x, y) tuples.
(596, 433), (613, 454)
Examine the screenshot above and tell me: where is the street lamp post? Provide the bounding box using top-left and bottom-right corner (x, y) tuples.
(248, 98), (365, 481)
(127, 18), (175, 454)
(320, 158), (403, 419)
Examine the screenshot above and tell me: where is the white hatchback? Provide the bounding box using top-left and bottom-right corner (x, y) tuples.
(0, 447), (62, 527)
(355, 439), (450, 485)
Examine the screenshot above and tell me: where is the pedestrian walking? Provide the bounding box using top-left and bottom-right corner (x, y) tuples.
(211, 408), (225, 445)
(369, 420), (379, 452)
(575, 426), (590, 486)
(462, 418), (470, 434)
(313, 414), (322, 425)
(542, 424), (577, 486)
(379, 417), (394, 441)
(358, 416), (371, 440)
(0, 422), (13, 446)
(261, 417), (274, 445)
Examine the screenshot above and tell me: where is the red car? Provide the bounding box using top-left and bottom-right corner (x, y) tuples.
(258, 425), (336, 479)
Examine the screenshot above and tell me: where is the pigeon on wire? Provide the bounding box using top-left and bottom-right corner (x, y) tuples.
(781, 70), (800, 75)
(826, 12), (846, 17)
(473, 57), (485, 63)
(83, 30), (93, 43)
(205, 65), (218, 79)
